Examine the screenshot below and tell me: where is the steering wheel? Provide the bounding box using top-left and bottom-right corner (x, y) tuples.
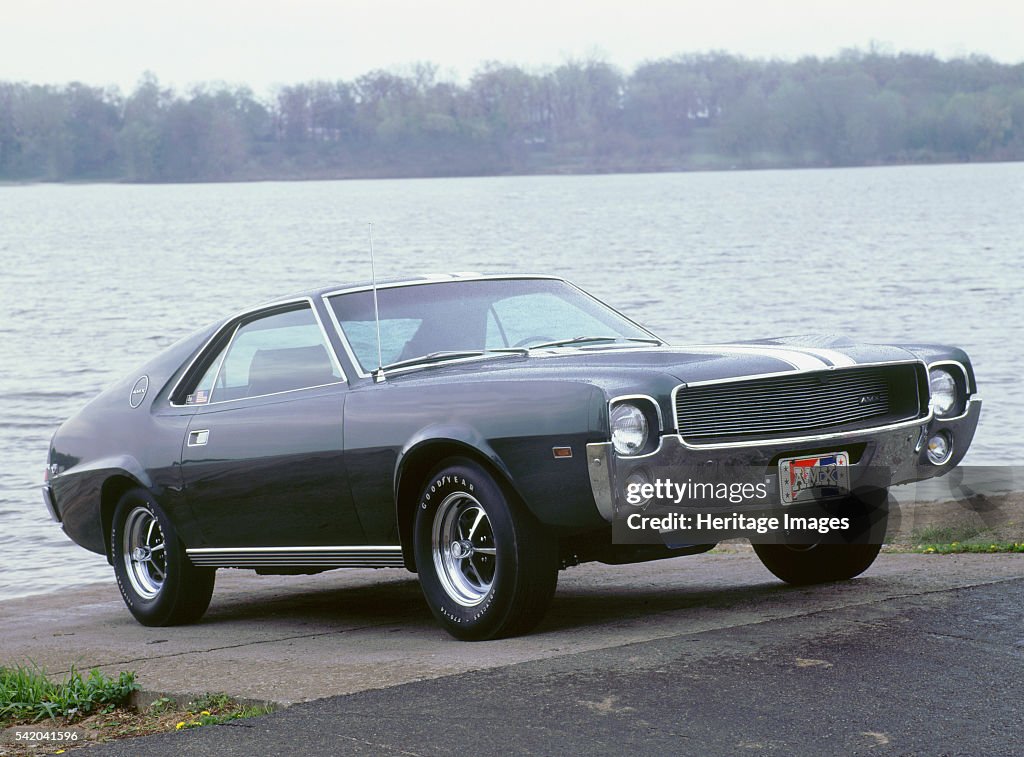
(513, 335), (555, 348)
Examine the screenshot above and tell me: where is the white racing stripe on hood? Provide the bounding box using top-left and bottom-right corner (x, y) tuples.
(596, 346), (806, 371)
(706, 344), (829, 371)
(714, 344), (859, 369)
(546, 343), (857, 371)
(790, 346), (858, 368)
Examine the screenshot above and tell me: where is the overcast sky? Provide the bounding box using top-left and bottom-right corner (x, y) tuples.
(2, 0), (1022, 94)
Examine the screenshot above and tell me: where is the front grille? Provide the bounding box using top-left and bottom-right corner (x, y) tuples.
(674, 364), (924, 444)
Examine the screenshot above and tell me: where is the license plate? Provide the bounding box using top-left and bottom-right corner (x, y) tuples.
(779, 452), (850, 504)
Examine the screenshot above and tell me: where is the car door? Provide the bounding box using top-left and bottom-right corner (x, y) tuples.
(179, 301), (365, 548)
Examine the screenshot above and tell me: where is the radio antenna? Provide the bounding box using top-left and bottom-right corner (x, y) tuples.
(368, 223), (386, 383)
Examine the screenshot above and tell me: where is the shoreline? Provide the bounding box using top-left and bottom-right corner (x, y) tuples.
(2, 158), (1022, 189)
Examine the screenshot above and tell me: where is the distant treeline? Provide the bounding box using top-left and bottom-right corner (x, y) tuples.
(2, 50), (1024, 182)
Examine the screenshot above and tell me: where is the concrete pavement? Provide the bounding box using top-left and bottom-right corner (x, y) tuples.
(1, 552), (1022, 709)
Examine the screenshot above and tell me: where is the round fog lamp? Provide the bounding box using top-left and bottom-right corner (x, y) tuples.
(624, 469), (653, 508)
(611, 403), (649, 456)
(926, 431), (953, 465)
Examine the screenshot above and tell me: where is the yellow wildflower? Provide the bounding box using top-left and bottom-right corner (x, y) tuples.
(175, 722), (186, 730)
(201, 710), (211, 716)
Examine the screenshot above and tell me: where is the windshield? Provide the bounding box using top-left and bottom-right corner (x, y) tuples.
(327, 278), (659, 372)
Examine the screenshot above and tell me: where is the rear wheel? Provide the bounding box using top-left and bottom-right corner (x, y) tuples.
(111, 488), (215, 626)
(414, 457), (558, 640)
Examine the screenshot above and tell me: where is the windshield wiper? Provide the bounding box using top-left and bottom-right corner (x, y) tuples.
(524, 336), (662, 350)
(381, 348), (527, 372)
(378, 337), (660, 372)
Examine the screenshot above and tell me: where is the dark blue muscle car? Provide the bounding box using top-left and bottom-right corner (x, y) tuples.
(43, 274), (981, 639)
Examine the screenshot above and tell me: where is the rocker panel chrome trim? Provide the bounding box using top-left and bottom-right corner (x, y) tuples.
(186, 546), (405, 568)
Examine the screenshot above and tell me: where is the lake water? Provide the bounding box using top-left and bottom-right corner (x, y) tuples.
(1, 163), (1022, 601)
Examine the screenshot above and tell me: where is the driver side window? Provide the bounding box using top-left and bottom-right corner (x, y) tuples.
(184, 305), (340, 404)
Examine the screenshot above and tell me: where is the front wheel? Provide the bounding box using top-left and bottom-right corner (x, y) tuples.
(754, 492), (889, 585)
(111, 488), (215, 626)
(753, 541), (882, 585)
(414, 457), (558, 640)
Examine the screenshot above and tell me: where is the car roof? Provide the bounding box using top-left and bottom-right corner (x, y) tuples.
(259, 272), (566, 308)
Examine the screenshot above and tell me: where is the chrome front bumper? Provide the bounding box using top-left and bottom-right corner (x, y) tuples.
(588, 398), (982, 521)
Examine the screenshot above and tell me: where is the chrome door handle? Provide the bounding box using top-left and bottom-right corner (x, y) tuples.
(187, 429), (210, 447)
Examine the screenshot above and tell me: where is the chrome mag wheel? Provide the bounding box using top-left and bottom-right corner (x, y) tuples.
(122, 505), (167, 600)
(431, 492), (497, 607)
(414, 458), (559, 639)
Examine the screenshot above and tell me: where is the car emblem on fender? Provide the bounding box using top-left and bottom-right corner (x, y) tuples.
(129, 376), (149, 408)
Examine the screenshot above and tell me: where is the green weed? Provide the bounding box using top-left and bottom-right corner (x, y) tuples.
(0, 663), (137, 724)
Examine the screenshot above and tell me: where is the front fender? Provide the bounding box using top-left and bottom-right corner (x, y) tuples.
(391, 425), (525, 572)
(394, 424), (518, 498)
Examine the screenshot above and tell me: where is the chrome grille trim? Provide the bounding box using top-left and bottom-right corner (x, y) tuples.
(674, 363), (925, 444)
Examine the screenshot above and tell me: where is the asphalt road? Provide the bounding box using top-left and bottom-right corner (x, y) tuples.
(88, 576), (1024, 757)
(2, 553), (1022, 755)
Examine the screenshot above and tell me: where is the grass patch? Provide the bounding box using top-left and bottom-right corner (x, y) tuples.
(913, 541), (1024, 554)
(0, 665), (136, 724)
(902, 522), (1024, 554)
(171, 692), (273, 731)
(1, 665), (273, 755)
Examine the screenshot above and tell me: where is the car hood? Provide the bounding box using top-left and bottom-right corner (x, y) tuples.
(384, 336), (921, 393)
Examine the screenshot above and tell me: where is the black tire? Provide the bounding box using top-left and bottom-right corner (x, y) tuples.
(111, 488), (215, 626)
(413, 457), (558, 640)
(753, 541), (882, 585)
(754, 491), (889, 585)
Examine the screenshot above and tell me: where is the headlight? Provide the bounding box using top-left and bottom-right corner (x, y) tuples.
(928, 368), (958, 417)
(611, 402), (649, 456)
